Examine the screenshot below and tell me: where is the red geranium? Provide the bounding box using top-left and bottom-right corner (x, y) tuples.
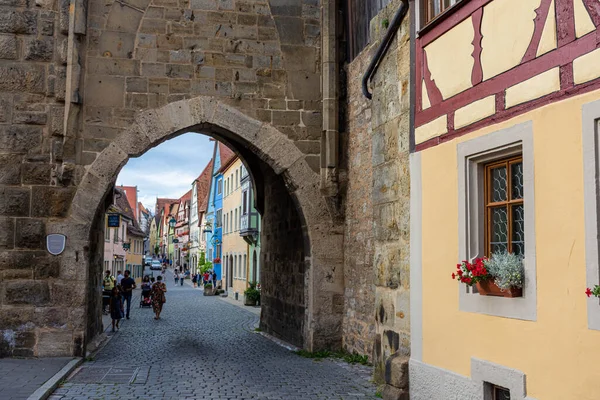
(586, 286), (600, 298)
(452, 257), (490, 287)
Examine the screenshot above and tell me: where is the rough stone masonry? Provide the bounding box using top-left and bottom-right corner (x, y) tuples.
(0, 0), (411, 395)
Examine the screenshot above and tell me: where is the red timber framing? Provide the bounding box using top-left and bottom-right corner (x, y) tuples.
(414, 0), (600, 151)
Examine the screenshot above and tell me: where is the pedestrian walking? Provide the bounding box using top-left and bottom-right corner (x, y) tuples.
(151, 275), (167, 320)
(212, 270), (217, 288)
(116, 270), (124, 286)
(174, 270), (179, 285)
(192, 273), (198, 288)
(109, 287), (124, 332)
(120, 270), (136, 319)
(203, 271), (209, 286)
(180, 272), (184, 286)
(102, 270), (116, 314)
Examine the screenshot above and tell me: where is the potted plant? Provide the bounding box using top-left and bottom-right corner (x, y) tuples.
(481, 251), (524, 298)
(452, 252), (524, 298)
(451, 257), (490, 287)
(244, 282), (260, 306)
(203, 282), (214, 296)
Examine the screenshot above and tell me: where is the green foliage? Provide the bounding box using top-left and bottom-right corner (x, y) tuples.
(198, 251), (206, 266)
(154, 245), (159, 255)
(204, 283), (213, 289)
(375, 390), (383, 398)
(382, 18), (389, 29)
(254, 327), (262, 332)
(485, 251), (524, 290)
(244, 281), (261, 302)
(200, 261), (212, 274)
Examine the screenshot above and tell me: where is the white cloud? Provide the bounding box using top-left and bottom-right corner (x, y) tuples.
(116, 132), (214, 213)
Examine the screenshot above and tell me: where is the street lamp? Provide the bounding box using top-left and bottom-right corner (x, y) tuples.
(169, 217), (176, 229)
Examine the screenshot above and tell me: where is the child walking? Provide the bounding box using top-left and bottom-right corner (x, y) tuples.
(109, 287), (124, 332)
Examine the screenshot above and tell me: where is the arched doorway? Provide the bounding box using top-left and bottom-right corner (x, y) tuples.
(55, 97), (344, 354)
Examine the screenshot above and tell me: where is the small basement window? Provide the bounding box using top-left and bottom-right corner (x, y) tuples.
(492, 384), (511, 400)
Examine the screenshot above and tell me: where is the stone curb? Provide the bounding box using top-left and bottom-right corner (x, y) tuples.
(26, 358), (83, 400)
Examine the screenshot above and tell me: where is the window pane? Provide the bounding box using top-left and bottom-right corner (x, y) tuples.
(491, 166), (508, 202)
(491, 206), (508, 254)
(511, 162), (524, 200)
(512, 204), (525, 256)
(494, 386), (511, 400)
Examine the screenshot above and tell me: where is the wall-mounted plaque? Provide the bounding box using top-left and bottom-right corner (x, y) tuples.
(46, 234), (67, 256)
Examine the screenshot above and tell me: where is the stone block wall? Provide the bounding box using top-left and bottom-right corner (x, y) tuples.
(341, 0), (411, 382)
(0, 0), (349, 358)
(258, 162), (306, 348)
(0, 0), (85, 357)
(83, 0), (323, 171)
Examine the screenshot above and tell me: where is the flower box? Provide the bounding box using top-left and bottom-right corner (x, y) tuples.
(476, 279), (522, 298)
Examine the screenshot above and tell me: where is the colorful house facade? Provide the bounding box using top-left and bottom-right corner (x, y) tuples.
(222, 156), (249, 299)
(240, 164), (261, 285)
(190, 159), (213, 274)
(410, 0), (600, 399)
(205, 142), (234, 283)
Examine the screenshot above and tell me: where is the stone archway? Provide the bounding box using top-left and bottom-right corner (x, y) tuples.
(48, 97), (344, 355)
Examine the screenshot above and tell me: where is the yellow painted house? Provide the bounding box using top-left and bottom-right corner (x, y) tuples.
(221, 156), (249, 301)
(411, 0), (600, 399)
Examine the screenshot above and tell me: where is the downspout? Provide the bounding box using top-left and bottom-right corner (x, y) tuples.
(362, 0), (410, 99)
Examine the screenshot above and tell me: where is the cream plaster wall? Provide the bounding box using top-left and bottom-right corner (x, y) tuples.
(415, 115), (447, 144)
(422, 79), (431, 110)
(417, 89), (600, 400)
(505, 67), (560, 108)
(221, 158), (248, 297)
(481, 0), (540, 80)
(454, 95), (496, 129)
(424, 17), (474, 100)
(573, 48), (600, 84)
(536, 0), (557, 57)
(574, 0), (596, 38)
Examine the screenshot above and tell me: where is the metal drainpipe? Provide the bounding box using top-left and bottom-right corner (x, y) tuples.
(362, 0), (410, 99)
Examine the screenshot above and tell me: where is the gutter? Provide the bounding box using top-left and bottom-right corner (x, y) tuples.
(362, 0), (410, 99)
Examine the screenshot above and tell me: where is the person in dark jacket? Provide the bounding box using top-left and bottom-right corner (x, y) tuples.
(109, 287), (124, 332)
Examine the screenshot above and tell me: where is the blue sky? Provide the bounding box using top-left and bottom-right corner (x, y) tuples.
(117, 132), (214, 213)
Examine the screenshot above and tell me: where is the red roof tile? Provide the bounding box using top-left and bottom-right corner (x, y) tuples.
(117, 186), (137, 214)
(218, 142), (235, 172)
(195, 160), (213, 219)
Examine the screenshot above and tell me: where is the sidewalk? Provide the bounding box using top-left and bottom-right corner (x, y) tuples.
(0, 357), (76, 400)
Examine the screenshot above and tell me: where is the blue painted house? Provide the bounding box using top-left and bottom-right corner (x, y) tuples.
(205, 141), (234, 282)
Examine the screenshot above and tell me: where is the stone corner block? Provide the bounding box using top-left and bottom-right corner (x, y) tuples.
(385, 352), (409, 389)
(382, 384), (409, 400)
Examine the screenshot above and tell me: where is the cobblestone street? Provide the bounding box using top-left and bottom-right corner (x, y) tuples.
(49, 274), (378, 400)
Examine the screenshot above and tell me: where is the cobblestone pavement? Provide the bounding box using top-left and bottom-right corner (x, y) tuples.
(49, 272), (378, 399)
(0, 357), (74, 400)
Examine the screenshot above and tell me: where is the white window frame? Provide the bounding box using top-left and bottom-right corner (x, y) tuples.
(582, 99), (600, 331)
(457, 121), (537, 321)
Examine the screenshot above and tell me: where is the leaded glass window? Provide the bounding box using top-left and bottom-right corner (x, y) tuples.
(485, 156), (524, 256)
